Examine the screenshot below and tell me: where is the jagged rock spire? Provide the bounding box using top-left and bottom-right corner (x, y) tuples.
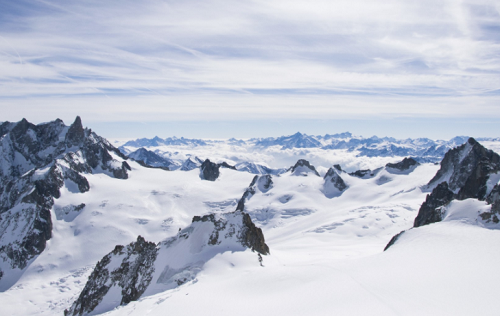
(66, 116), (85, 146)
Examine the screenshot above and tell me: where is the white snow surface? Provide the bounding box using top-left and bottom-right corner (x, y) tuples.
(1, 157), (500, 315)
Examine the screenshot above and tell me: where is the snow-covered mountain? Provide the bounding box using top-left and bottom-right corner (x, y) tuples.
(1, 117), (500, 316)
(0, 117), (131, 289)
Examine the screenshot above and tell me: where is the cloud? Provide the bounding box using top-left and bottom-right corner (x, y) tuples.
(0, 0), (499, 124)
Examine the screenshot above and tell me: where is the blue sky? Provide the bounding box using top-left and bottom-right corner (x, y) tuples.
(1, 0), (500, 139)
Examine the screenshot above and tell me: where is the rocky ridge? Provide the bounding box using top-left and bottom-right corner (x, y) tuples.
(65, 209), (269, 315)
(0, 117), (131, 288)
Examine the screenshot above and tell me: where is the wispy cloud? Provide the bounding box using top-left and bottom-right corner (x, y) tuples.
(0, 0), (499, 125)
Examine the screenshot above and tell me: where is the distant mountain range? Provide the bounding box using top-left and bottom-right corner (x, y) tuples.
(120, 132), (500, 166)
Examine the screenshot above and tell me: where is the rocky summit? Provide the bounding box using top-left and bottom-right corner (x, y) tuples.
(385, 138), (500, 250)
(416, 137), (500, 226)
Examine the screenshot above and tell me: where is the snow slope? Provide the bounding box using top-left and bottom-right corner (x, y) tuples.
(84, 162), (500, 316)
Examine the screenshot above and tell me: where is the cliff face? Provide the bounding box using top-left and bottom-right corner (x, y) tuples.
(65, 236), (158, 316)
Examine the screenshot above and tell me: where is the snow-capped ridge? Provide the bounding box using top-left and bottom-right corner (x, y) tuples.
(289, 159), (320, 177)
(65, 210), (269, 315)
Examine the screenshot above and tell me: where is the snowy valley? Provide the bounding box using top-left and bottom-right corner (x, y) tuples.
(1, 117), (500, 315)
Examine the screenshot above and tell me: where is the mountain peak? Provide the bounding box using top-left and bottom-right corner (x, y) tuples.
(66, 116), (85, 146)
(290, 159), (320, 176)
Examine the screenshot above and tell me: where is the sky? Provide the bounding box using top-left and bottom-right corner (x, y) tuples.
(1, 0), (500, 139)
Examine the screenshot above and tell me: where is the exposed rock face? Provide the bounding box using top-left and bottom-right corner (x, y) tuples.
(386, 157), (419, 172)
(414, 138), (500, 228)
(240, 212), (270, 255)
(200, 159), (220, 181)
(414, 182), (454, 227)
(383, 230), (405, 251)
(0, 117), (131, 288)
(385, 138), (500, 249)
(192, 211), (270, 255)
(67, 210), (269, 315)
(65, 236), (158, 316)
(322, 166), (348, 198)
(289, 159), (320, 176)
(427, 138), (500, 199)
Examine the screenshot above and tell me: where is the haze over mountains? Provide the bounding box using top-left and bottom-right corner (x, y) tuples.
(1, 117), (500, 316)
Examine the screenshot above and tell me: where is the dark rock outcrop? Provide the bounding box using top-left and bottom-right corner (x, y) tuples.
(383, 230), (405, 251)
(414, 182), (454, 227)
(289, 159), (320, 176)
(65, 236), (158, 316)
(386, 157), (419, 172)
(199, 160), (238, 181)
(200, 159), (220, 181)
(349, 169), (379, 179)
(240, 212), (270, 255)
